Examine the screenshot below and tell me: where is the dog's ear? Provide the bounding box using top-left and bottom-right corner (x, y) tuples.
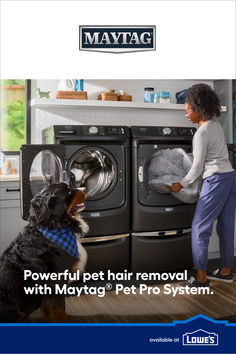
(48, 197), (57, 209)
(30, 194), (50, 224)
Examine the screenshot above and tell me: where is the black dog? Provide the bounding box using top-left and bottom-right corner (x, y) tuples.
(0, 183), (88, 323)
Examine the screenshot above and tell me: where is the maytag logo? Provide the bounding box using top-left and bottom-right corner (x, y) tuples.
(79, 25), (156, 53)
(183, 329), (219, 346)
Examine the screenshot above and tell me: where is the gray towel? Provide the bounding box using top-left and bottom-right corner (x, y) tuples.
(148, 148), (202, 204)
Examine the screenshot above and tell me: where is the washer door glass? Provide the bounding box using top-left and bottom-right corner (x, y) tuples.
(69, 148), (116, 200)
(29, 150), (63, 196)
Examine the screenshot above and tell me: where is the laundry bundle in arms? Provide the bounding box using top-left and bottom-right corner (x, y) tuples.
(148, 148), (201, 204)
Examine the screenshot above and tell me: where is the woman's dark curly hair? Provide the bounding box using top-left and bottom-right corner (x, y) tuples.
(185, 83), (221, 120)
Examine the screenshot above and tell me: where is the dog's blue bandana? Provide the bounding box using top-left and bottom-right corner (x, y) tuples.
(37, 227), (79, 259)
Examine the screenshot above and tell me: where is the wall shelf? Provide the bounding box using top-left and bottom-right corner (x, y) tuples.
(31, 98), (227, 112)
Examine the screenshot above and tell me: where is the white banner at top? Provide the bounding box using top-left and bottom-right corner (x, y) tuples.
(0, 0), (235, 78)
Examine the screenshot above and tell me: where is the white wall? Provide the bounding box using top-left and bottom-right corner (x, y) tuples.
(31, 79), (214, 143)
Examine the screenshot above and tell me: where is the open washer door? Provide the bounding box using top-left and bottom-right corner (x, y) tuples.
(20, 144), (66, 220)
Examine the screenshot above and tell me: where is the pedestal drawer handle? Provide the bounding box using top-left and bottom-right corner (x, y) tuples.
(6, 188), (20, 192)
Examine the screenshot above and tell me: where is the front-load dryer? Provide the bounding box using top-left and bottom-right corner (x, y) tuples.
(131, 126), (197, 272)
(20, 125), (131, 273)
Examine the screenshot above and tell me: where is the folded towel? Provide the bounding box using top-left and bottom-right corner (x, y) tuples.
(148, 148), (202, 204)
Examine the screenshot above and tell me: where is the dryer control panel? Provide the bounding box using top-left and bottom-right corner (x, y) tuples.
(131, 126), (196, 138)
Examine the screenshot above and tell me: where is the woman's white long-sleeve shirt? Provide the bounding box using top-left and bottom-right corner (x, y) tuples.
(180, 119), (234, 188)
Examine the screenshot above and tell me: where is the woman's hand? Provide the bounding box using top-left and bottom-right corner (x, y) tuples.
(166, 182), (183, 193)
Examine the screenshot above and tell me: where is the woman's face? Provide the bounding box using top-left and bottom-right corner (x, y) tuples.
(184, 103), (202, 124)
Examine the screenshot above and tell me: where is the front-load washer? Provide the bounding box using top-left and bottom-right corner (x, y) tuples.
(131, 126), (197, 272)
(20, 125), (130, 273)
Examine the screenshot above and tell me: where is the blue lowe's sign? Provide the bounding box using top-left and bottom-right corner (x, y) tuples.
(0, 315), (236, 353)
(79, 25), (156, 53)
(183, 329), (219, 346)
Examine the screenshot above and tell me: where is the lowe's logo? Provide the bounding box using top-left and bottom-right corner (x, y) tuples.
(79, 26), (156, 53)
(183, 329), (218, 346)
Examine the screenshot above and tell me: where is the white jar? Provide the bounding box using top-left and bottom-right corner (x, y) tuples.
(159, 91), (171, 103)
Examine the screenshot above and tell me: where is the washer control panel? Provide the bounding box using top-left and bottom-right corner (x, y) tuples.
(84, 126), (125, 136)
(89, 126), (99, 135)
(53, 125), (127, 137)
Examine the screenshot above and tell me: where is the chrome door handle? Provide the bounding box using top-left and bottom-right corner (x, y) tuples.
(138, 166), (143, 182)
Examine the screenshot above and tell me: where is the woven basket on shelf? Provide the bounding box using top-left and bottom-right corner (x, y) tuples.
(55, 90), (88, 100)
(97, 93), (118, 101)
(97, 89), (118, 101)
(119, 94), (132, 101)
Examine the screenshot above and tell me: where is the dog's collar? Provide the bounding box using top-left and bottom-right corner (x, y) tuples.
(37, 227), (79, 259)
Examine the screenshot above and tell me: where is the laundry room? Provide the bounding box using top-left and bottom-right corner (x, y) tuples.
(0, 79), (236, 323)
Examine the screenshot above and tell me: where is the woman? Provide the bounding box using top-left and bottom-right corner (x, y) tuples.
(169, 83), (236, 287)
